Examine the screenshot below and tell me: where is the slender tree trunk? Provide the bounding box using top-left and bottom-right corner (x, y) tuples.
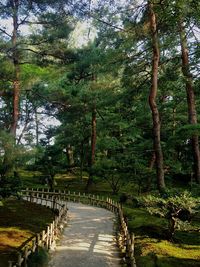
(148, 1), (165, 191)
(80, 141), (84, 180)
(179, 19), (200, 184)
(172, 107), (176, 136)
(91, 106), (97, 164)
(34, 107), (39, 146)
(10, 0), (20, 138)
(86, 104), (97, 191)
(66, 144), (74, 169)
(17, 101), (30, 145)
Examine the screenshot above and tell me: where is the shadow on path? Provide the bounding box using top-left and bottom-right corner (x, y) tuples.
(48, 202), (121, 267)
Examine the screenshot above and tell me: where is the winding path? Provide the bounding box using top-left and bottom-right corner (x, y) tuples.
(48, 202), (122, 267)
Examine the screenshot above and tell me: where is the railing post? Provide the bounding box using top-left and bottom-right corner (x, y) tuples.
(36, 233), (40, 253)
(24, 246), (28, 267)
(41, 230), (45, 247)
(46, 226), (50, 249)
(17, 252), (22, 267)
(63, 190), (66, 201)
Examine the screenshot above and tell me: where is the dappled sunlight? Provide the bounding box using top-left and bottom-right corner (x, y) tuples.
(48, 202), (121, 267)
(56, 244), (90, 252)
(98, 234), (114, 242)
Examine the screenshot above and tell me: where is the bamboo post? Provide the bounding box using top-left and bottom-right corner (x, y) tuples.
(131, 233), (135, 255)
(41, 230), (45, 247)
(46, 226), (50, 249)
(32, 238), (36, 252)
(52, 197), (55, 210)
(47, 188), (49, 196)
(36, 233), (40, 253)
(36, 188), (39, 199)
(17, 252), (22, 267)
(49, 223), (53, 246)
(23, 246), (28, 267)
(52, 221), (55, 242)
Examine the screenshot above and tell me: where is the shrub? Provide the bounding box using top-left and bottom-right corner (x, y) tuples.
(142, 191), (200, 240)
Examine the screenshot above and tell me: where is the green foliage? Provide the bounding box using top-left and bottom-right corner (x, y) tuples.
(0, 173), (22, 198)
(142, 191), (200, 238)
(27, 247), (48, 267)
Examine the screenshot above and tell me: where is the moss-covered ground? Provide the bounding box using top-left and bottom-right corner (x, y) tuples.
(0, 198), (54, 267)
(123, 207), (200, 267)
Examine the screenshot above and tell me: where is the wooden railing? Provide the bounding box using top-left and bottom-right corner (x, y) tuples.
(8, 188), (136, 267)
(8, 192), (68, 267)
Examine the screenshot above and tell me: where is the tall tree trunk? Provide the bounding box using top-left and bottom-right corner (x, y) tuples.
(148, 1), (165, 191)
(179, 19), (200, 184)
(17, 100), (30, 145)
(91, 106), (97, 165)
(86, 104), (97, 191)
(80, 141), (84, 180)
(34, 107), (39, 146)
(66, 144), (74, 169)
(10, 0), (20, 138)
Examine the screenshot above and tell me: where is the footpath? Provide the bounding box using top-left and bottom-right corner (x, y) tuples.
(48, 202), (122, 267)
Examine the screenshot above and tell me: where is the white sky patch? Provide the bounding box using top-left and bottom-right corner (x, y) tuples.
(0, 17), (32, 37)
(69, 20), (97, 48)
(17, 107), (61, 146)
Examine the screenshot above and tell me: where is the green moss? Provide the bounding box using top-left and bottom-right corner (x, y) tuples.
(0, 199), (54, 267)
(125, 207), (200, 267)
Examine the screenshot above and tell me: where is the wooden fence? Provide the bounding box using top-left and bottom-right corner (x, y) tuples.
(8, 192), (68, 267)
(8, 188), (136, 267)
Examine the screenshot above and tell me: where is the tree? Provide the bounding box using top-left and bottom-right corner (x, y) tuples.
(178, 14), (200, 184)
(142, 191), (199, 240)
(148, 1), (165, 191)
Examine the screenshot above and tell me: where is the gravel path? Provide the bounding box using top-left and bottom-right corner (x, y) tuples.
(48, 202), (122, 267)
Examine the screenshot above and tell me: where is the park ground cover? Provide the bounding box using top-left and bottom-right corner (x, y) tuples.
(19, 170), (200, 267)
(1, 170), (200, 267)
(0, 198), (54, 267)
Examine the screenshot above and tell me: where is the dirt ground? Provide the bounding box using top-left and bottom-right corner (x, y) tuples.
(48, 202), (122, 267)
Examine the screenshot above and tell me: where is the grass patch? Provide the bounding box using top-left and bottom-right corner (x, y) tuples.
(123, 207), (200, 267)
(0, 198), (54, 267)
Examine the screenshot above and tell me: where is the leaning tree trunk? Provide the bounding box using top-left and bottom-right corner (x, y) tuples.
(10, 0), (20, 138)
(179, 19), (200, 184)
(148, 1), (165, 192)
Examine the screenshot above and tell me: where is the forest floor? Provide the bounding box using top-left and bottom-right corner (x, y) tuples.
(48, 202), (121, 267)
(0, 199), (54, 267)
(4, 169), (200, 267)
